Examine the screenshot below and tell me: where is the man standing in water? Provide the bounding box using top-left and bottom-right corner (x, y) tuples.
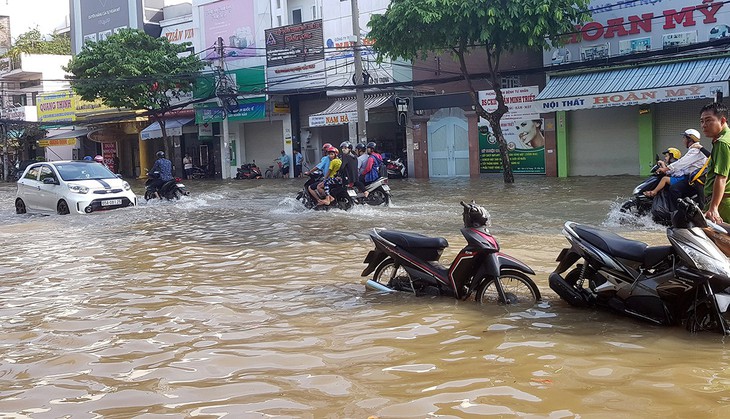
(703, 102), (730, 223)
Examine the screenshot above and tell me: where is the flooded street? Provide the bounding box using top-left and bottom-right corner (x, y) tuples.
(1, 176), (729, 417)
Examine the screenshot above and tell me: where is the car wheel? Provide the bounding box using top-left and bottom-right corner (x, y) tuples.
(57, 200), (70, 215)
(15, 198), (26, 214)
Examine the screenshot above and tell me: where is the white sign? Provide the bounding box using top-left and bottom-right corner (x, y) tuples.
(309, 111), (359, 127)
(478, 86), (540, 123)
(536, 82), (728, 112)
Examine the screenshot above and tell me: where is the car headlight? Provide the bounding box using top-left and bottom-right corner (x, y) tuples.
(122, 181), (131, 191)
(677, 242), (730, 277)
(67, 183), (89, 194)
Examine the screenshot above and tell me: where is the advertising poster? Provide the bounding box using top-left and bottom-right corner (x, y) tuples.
(265, 20), (326, 91)
(202, 0), (256, 60)
(543, 0), (729, 66)
(102, 142), (118, 173)
(478, 86), (545, 174)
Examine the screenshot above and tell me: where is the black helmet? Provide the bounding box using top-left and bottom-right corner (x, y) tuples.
(340, 141), (352, 149)
(355, 143), (366, 151)
(156, 151), (165, 159)
(462, 201), (491, 228)
(366, 141), (376, 150)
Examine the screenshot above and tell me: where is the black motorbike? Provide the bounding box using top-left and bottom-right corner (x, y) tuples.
(550, 197), (730, 334)
(361, 201), (541, 307)
(295, 172), (355, 211)
(354, 176), (392, 206)
(144, 172), (190, 200)
(236, 162), (263, 180)
(620, 155), (705, 225)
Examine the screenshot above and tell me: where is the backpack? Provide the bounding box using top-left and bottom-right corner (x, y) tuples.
(365, 154), (382, 182)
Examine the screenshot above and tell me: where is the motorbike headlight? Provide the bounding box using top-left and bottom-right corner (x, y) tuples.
(67, 183), (89, 194)
(122, 181), (131, 191)
(677, 242), (730, 277)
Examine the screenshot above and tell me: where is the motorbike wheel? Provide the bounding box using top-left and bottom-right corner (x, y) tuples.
(336, 196), (354, 211)
(620, 200), (636, 214)
(264, 169), (273, 179)
(373, 258), (411, 292)
(144, 190), (155, 201)
(686, 299), (726, 334)
(475, 270), (540, 309)
(367, 189), (389, 206)
(173, 190), (182, 200)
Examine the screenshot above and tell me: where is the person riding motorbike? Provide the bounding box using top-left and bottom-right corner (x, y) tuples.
(336, 141), (364, 195)
(303, 143), (332, 189)
(361, 141), (383, 184)
(645, 130), (709, 203)
(149, 151), (174, 198)
(309, 147), (341, 206)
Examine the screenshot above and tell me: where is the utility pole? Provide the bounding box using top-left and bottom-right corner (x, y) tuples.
(351, 0), (367, 144)
(217, 36), (231, 179)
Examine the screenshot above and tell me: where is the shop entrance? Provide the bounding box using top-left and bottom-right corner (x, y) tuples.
(428, 108), (469, 177)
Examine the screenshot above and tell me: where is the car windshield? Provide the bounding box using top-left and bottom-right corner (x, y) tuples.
(55, 161), (117, 181)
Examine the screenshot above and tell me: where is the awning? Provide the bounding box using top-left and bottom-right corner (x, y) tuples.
(536, 56), (730, 112)
(141, 117), (194, 140)
(43, 128), (90, 140)
(309, 95), (391, 127)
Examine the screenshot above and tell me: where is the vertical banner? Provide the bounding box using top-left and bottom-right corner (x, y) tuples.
(478, 86), (545, 174)
(102, 142), (118, 173)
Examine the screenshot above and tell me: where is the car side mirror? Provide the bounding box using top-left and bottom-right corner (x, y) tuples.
(42, 177), (58, 185)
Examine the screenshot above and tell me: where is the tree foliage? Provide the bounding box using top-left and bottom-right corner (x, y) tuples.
(1, 28), (71, 60)
(368, 0), (591, 182)
(65, 29), (206, 154)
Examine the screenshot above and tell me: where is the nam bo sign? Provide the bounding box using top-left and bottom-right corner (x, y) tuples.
(537, 83), (728, 111)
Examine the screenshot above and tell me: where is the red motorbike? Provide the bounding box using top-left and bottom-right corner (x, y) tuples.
(362, 201), (541, 307)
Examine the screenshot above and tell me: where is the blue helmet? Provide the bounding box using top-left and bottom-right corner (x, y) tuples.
(83, 156), (93, 161)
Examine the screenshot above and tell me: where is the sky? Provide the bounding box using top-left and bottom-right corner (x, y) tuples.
(0, 0), (70, 39)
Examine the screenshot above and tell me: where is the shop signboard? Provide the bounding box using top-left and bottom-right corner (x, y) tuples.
(321, 0), (411, 95)
(37, 91), (76, 123)
(102, 142), (118, 173)
(536, 82), (729, 112)
(202, 0), (256, 61)
(544, 0), (728, 66)
(265, 20), (325, 91)
(309, 111), (361, 127)
(194, 99), (266, 123)
(478, 86), (544, 174)
(38, 138), (77, 147)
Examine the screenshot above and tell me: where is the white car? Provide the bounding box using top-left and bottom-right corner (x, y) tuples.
(15, 160), (137, 215)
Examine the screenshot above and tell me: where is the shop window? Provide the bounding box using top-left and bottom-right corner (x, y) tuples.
(292, 9), (302, 24)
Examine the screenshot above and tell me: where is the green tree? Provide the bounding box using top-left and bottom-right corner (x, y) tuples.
(65, 28), (206, 156)
(2, 28), (71, 60)
(368, 0), (590, 183)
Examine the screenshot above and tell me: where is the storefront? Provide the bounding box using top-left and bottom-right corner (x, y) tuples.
(536, 57), (730, 176)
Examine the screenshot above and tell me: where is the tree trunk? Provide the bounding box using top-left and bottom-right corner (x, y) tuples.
(491, 121), (515, 184)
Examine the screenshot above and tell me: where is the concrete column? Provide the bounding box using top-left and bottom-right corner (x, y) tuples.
(638, 106), (654, 177)
(556, 111), (568, 178)
(138, 134), (149, 179)
(465, 111), (480, 178)
(411, 115), (430, 178)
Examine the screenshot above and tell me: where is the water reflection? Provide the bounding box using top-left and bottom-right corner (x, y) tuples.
(0, 176), (728, 417)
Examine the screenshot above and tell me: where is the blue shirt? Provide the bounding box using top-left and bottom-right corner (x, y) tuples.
(151, 158), (173, 181)
(316, 156), (331, 176)
(295, 152), (303, 165)
(279, 153), (290, 167)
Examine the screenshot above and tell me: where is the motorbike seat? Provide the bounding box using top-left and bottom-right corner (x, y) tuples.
(379, 230), (449, 249)
(573, 224), (648, 262)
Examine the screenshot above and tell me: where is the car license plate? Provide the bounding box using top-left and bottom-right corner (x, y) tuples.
(381, 185), (390, 191)
(176, 183), (185, 188)
(348, 189), (357, 197)
(102, 199), (122, 206)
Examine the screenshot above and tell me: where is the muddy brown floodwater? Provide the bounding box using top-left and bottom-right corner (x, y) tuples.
(1, 175), (729, 417)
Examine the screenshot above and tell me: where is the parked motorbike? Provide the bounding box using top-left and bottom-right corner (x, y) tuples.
(550, 197), (730, 334)
(361, 201), (541, 307)
(295, 172), (355, 211)
(385, 156), (407, 179)
(620, 155), (704, 225)
(144, 172), (190, 200)
(236, 162), (263, 180)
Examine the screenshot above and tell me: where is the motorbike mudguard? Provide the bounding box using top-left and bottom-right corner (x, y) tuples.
(362, 250), (388, 277)
(553, 248), (581, 274)
(496, 253), (536, 275)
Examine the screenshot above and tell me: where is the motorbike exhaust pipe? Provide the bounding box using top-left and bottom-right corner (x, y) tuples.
(365, 279), (395, 293)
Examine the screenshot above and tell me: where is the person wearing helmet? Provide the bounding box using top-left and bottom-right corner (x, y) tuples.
(362, 141), (384, 184)
(306, 142), (334, 179)
(355, 143), (368, 177)
(309, 146), (342, 206)
(644, 129), (708, 198)
(83, 155), (93, 161)
(336, 141), (364, 195)
(148, 150), (174, 198)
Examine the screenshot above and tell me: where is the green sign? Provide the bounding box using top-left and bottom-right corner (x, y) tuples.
(194, 98), (266, 123)
(479, 119), (545, 174)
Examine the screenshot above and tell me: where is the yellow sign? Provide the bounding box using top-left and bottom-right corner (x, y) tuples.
(37, 90), (76, 123)
(38, 138), (78, 147)
(274, 102), (290, 113)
